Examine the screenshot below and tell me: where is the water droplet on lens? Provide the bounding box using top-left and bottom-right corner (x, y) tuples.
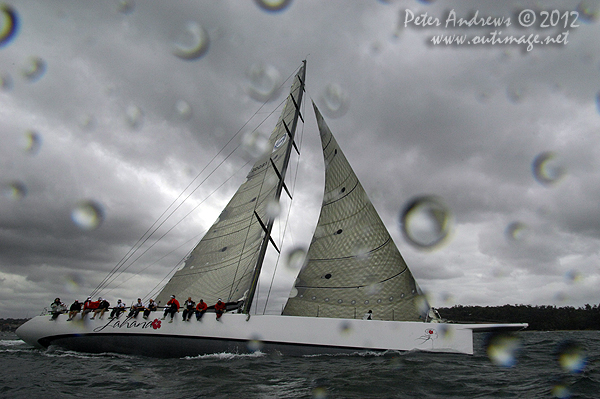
(556, 340), (587, 373)
(71, 200), (105, 230)
(22, 56), (46, 82)
(576, 1), (599, 23)
(242, 129), (270, 159)
(532, 151), (565, 186)
(564, 269), (582, 284)
(505, 221), (529, 243)
(0, 73), (13, 90)
(174, 99), (192, 120)
(506, 83), (525, 103)
(172, 22), (210, 60)
(266, 199), (280, 219)
(338, 321), (352, 336)
(0, 4), (19, 48)
(550, 381), (571, 399)
(117, 0), (135, 14)
(319, 83), (349, 118)
(2, 180), (27, 200)
(286, 247), (307, 271)
(125, 104), (144, 129)
(254, 0), (293, 12)
(246, 336), (264, 353)
(485, 332), (521, 367)
(23, 130), (42, 154)
(400, 196), (452, 249)
(245, 63), (281, 102)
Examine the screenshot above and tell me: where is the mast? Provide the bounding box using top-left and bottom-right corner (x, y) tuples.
(242, 60), (306, 314)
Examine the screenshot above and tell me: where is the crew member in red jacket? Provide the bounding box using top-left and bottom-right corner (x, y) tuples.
(162, 295), (180, 323)
(195, 299), (208, 321)
(215, 298), (226, 320)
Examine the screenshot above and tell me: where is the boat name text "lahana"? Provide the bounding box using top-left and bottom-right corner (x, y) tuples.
(93, 317), (160, 332)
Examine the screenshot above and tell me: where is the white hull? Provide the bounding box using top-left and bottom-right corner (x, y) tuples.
(16, 313), (527, 357)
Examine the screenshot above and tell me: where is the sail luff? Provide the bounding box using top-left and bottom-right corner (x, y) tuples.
(242, 60), (306, 314)
(154, 62), (306, 309)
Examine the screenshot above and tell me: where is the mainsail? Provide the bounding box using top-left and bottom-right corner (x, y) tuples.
(156, 62), (306, 309)
(282, 103), (426, 321)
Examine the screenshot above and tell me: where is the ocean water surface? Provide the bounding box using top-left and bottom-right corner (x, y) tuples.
(1, 331), (598, 398)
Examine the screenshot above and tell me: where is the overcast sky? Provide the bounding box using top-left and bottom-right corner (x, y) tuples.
(1, 0), (600, 319)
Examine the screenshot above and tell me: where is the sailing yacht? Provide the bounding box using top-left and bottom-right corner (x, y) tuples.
(17, 61), (527, 357)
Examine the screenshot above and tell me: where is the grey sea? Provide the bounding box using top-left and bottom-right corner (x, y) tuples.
(1, 330), (598, 398)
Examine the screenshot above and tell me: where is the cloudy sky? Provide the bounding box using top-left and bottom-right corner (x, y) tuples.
(1, 0), (599, 319)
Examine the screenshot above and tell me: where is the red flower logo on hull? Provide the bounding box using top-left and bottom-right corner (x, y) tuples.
(151, 319), (161, 329)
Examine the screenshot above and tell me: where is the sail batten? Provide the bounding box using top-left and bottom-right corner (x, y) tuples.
(282, 102), (426, 322)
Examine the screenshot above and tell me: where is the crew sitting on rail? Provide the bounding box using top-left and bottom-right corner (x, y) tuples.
(182, 297), (195, 321)
(162, 295), (180, 323)
(143, 299), (157, 319)
(109, 299), (126, 319)
(50, 298), (66, 321)
(195, 299), (208, 321)
(67, 300), (81, 321)
(128, 298), (145, 318)
(82, 297), (100, 319)
(215, 298), (226, 321)
(91, 298), (110, 320)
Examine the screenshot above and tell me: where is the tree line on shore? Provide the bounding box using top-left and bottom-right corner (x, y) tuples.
(437, 304), (600, 330)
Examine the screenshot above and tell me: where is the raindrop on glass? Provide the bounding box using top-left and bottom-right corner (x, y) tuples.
(71, 200), (105, 230)
(246, 337), (264, 353)
(22, 56), (46, 82)
(0, 73), (13, 90)
(265, 199), (280, 219)
(550, 381), (571, 399)
(532, 151), (565, 186)
(505, 221), (529, 243)
(125, 104), (144, 130)
(241, 129), (270, 159)
(564, 269), (582, 284)
(414, 293), (430, 318)
(400, 196), (452, 249)
(0, 3), (19, 48)
(556, 340), (587, 373)
(245, 63), (281, 102)
(485, 332), (521, 367)
(2, 180), (27, 200)
(254, 0), (293, 12)
(506, 83), (525, 103)
(78, 114), (97, 131)
(117, 0), (135, 14)
(319, 83), (349, 118)
(174, 99), (192, 120)
(576, 1), (599, 23)
(285, 247), (307, 271)
(23, 130), (42, 154)
(172, 22), (210, 61)
(338, 321), (352, 336)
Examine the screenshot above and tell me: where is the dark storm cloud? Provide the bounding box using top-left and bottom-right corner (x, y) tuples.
(1, 0), (599, 317)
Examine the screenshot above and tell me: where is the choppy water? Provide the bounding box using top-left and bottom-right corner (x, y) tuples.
(1, 331), (598, 398)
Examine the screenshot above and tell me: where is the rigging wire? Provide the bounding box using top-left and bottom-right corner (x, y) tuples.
(90, 64), (304, 299)
(261, 86), (309, 314)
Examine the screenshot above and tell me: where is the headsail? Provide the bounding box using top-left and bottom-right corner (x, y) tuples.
(283, 103), (426, 321)
(156, 62), (306, 309)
